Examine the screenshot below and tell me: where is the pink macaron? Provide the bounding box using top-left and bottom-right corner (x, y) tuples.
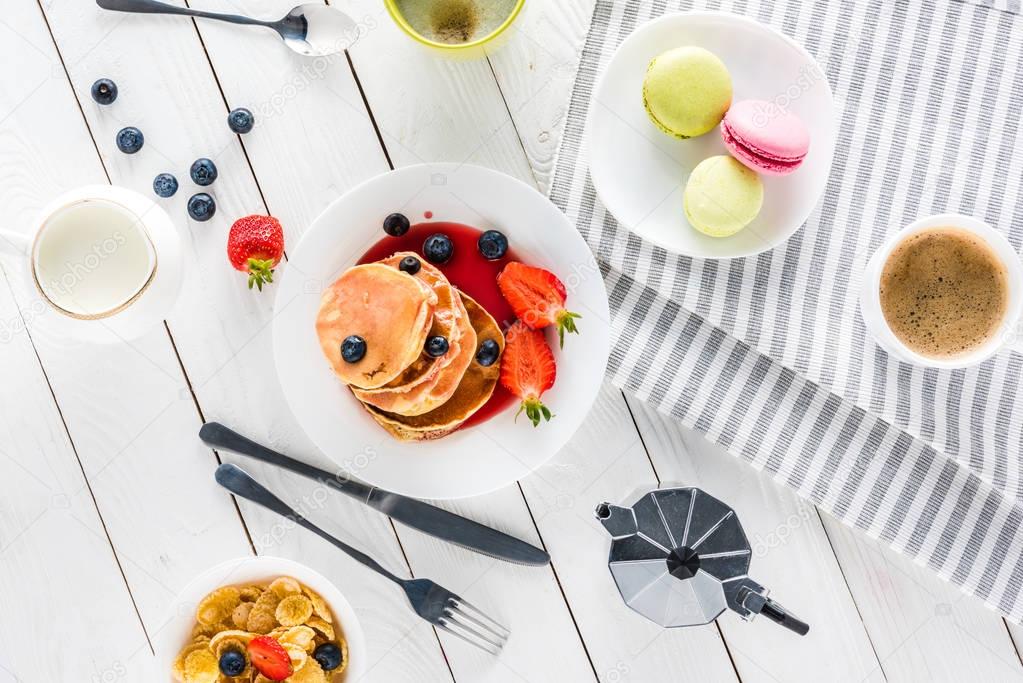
(720, 99), (810, 176)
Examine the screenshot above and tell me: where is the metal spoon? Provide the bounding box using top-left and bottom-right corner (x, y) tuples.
(95, 0), (359, 56)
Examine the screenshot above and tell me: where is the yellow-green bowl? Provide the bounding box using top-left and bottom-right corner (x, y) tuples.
(383, 0), (526, 57)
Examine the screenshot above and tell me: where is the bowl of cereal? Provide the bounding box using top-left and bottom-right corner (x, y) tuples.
(157, 556), (366, 682)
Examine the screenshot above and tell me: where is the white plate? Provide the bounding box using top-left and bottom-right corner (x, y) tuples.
(154, 555), (366, 681)
(587, 11), (837, 259)
(273, 163), (611, 499)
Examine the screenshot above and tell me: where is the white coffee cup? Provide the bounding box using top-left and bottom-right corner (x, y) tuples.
(0, 185), (184, 343)
(860, 213), (1023, 369)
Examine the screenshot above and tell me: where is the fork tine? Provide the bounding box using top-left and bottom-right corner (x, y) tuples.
(449, 597), (511, 636)
(437, 619), (504, 654)
(442, 613), (507, 651)
(446, 604), (508, 643)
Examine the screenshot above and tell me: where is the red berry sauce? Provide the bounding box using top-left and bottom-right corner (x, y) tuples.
(358, 221), (517, 428)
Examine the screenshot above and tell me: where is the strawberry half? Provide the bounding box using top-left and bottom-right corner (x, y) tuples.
(500, 321), (556, 427)
(247, 635), (293, 681)
(227, 215), (285, 291)
(497, 262), (581, 347)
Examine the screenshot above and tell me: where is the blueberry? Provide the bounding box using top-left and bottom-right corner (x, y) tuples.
(90, 78), (118, 105)
(341, 335), (366, 363)
(218, 649), (246, 677)
(475, 339), (500, 367)
(423, 233), (453, 264)
(227, 107), (254, 134)
(115, 127), (144, 154)
(187, 193), (216, 221)
(190, 158), (218, 186)
(152, 173), (178, 198)
(383, 213), (410, 237)
(313, 643), (344, 672)
(425, 335), (449, 357)
(477, 230), (508, 260)
(398, 255), (421, 275)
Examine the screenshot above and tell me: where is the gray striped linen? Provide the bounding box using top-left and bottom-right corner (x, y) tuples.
(551, 0), (1023, 620)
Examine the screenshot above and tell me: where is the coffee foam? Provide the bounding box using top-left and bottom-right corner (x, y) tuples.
(879, 227), (1009, 358)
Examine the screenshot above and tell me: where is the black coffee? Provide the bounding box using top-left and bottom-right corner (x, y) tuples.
(879, 228), (1009, 358)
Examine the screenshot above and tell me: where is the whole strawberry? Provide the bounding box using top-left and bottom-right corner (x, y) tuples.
(497, 261), (581, 347)
(227, 215), (284, 291)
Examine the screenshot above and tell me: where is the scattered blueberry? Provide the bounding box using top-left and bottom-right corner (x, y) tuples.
(425, 335), (449, 357)
(90, 78), (118, 105)
(475, 339), (500, 367)
(313, 643), (344, 672)
(227, 107), (254, 134)
(477, 230), (508, 260)
(187, 193), (216, 221)
(383, 212), (410, 237)
(218, 650), (246, 677)
(398, 255), (421, 275)
(115, 126), (144, 154)
(152, 173), (178, 198)
(341, 335), (367, 363)
(190, 158), (218, 186)
(423, 233), (453, 264)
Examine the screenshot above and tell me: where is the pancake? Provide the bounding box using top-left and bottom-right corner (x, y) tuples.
(354, 293), (476, 415)
(351, 253), (470, 415)
(316, 263), (437, 389)
(362, 292), (505, 441)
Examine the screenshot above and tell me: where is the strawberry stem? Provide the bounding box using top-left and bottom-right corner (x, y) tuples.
(246, 258), (276, 292)
(515, 397), (554, 427)
(555, 310), (582, 348)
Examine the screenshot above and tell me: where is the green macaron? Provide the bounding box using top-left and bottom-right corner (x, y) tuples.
(642, 46), (733, 139)
(684, 155), (764, 237)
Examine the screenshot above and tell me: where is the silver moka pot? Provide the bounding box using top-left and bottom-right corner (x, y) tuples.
(596, 487), (809, 635)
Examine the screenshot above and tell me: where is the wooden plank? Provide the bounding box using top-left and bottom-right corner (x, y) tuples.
(485, 0), (598, 194)
(626, 398), (882, 682)
(821, 515), (1023, 682)
(37, 1), (451, 679)
(0, 2), (153, 678)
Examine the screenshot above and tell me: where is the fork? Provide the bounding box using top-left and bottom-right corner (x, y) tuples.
(215, 463), (510, 654)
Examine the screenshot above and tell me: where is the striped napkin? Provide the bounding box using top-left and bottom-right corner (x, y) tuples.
(551, 0), (1023, 620)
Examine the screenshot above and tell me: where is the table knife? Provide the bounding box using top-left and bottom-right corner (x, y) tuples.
(199, 421), (550, 566)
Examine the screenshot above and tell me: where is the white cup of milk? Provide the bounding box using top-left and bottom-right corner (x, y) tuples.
(0, 185), (184, 343)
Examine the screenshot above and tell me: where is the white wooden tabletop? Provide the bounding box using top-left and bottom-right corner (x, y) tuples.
(3, 1), (1023, 681)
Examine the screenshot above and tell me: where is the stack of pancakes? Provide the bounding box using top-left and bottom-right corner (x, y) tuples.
(316, 251), (504, 441)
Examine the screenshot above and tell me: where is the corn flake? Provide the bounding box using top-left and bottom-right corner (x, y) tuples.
(287, 658), (328, 683)
(269, 576), (303, 598)
(306, 617), (334, 641)
(276, 595), (314, 627)
(232, 601), (254, 629)
(247, 604), (278, 634)
(278, 625), (317, 652)
(303, 586), (332, 624)
(284, 642), (308, 672)
(183, 648), (219, 683)
(196, 586), (241, 626)
(240, 585), (264, 602)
